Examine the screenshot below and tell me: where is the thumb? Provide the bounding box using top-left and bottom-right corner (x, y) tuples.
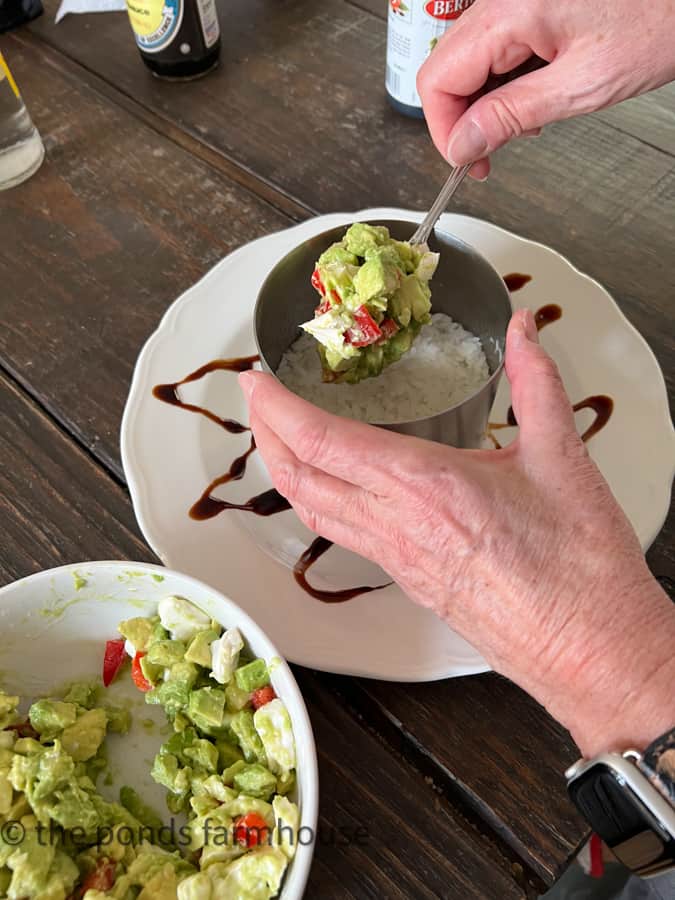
(504, 309), (579, 452)
(447, 62), (569, 165)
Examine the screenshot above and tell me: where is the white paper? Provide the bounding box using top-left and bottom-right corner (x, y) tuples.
(55, 0), (126, 24)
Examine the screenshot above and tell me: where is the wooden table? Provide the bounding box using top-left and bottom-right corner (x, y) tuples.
(1, 1), (673, 894)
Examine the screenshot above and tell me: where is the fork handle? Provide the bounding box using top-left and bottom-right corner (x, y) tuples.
(410, 55), (547, 246)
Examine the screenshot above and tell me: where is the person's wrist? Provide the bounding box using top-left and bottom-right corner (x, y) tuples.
(536, 574), (675, 758)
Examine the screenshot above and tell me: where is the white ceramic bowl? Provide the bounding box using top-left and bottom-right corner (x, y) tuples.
(0, 560), (318, 900)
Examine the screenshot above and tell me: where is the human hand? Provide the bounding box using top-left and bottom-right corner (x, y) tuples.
(240, 310), (675, 755)
(417, 0), (675, 178)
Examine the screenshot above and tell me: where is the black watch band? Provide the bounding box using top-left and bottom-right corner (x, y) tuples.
(641, 726), (675, 804)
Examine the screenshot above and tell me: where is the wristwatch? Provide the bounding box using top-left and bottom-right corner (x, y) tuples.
(566, 727), (675, 877)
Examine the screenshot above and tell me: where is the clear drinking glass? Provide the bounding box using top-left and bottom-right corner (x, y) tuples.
(0, 50), (44, 191)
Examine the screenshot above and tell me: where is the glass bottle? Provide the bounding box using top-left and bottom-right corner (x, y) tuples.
(0, 51), (44, 190)
(125, 0), (221, 80)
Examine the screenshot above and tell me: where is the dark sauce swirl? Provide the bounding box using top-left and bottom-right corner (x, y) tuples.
(152, 355), (259, 433)
(153, 355), (379, 602)
(503, 273), (532, 292)
(293, 537), (391, 603)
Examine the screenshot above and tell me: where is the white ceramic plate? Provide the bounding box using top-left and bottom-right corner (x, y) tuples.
(0, 561), (318, 900)
(121, 209), (675, 682)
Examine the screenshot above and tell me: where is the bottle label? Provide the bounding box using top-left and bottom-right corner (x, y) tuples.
(386, 0), (475, 109)
(196, 0), (220, 48)
(126, 0), (184, 53)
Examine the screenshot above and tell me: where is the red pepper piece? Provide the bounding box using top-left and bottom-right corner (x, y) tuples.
(102, 639), (127, 687)
(251, 685), (277, 710)
(311, 268), (325, 295)
(377, 318), (399, 343)
(79, 859), (117, 895)
(131, 652), (152, 692)
(345, 305), (382, 347)
(233, 812), (269, 848)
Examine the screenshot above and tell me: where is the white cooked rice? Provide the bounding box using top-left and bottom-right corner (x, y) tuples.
(276, 312), (490, 424)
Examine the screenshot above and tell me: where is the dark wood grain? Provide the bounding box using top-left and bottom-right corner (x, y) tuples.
(0, 369), (527, 899)
(594, 85), (675, 156)
(350, 675), (583, 884)
(0, 34), (289, 480)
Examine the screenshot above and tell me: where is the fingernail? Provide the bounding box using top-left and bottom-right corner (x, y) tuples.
(238, 371), (255, 400)
(522, 308), (539, 343)
(447, 120), (488, 166)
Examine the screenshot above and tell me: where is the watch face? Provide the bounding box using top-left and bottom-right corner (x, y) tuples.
(569, 764), (675, 876)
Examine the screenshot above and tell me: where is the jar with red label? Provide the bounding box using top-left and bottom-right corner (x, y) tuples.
(385, 0), (476, 118)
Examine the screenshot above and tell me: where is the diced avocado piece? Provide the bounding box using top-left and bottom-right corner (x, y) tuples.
(144, 686), (162, 706)
(104, 705), (131, 734)
(59, 708), (107, 762)
(390, 273), (431, 326)
(85, 747), (107, 783)
(225, 681), (251, 713)
(190, 793), (219, 817)
(276, 770), (296, 796)
(0, 692), (19, 730)
(155, 662), (198, 715)
(12, 736), (42, 755)
(119, 785), (164, 832)
(162, 726), (197, 764)
(318, 244), (359, 267)
(222, 759), (247, 786)
(353, 255), (399, 303)
(216, 739), (244, 770)
(383, 321), (419, 367)
(28, 700), (78, 738)
(147, 639), (186, 668)
(188, 687), (225, 731)
(167, 791), (189, 814)
(199, 774), (238, 805)
(185, 629), (220, 668)
(234, 659), (269, 693)
(140, 654), (163, 687)
(368, 243), (405, 270)
(343, 222), (388, 257)
(183, 738), (218, 774)
(118, 616), (156, 652)
(62, 681), (99, 709)
(232, 763), (277, 801)
(230, 709), (266, 764)
(172, 711), (190, 733)
(151, 752), (191, 796)
(393, 239), (416, 271)
(149, 620), (170, 646)
(321, 344), (357, 374)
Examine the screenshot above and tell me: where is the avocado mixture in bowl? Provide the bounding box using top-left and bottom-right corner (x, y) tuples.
(0, 565), (316, 900)
(300, 223), (439, 383)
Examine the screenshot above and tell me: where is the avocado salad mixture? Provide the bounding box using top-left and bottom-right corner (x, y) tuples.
(0, 596), (299, 900)
(301, 222), (439, 383)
